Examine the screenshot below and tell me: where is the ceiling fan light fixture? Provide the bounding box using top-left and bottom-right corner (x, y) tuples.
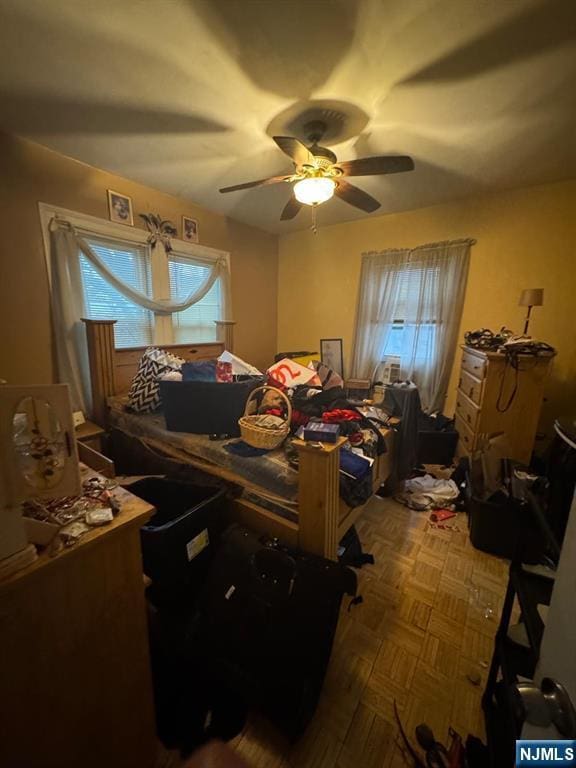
(294, 177), (336, 206)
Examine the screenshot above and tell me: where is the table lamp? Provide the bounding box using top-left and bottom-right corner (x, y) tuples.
(519, 288), (544, 336)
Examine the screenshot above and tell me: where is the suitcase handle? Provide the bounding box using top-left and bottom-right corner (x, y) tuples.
(252, 548), (296, 599)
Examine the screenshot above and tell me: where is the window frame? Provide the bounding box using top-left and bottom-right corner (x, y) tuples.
(39, 202), (230, 346)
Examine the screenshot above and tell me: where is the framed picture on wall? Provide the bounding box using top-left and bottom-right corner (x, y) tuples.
(182, 216), (199, 243)
(320, 338), (344, 377)
(107, 190), (134, 226)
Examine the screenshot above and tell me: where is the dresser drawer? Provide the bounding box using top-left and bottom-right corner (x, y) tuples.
(455, 414), (476, 454)
(455, 390), (480, 432)
(461, 349), (486, 379)
(458, 369), (483, 405)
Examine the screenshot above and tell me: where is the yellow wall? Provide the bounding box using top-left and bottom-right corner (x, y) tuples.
(0, 132), (278, 385)
(278, 179), (576, 440)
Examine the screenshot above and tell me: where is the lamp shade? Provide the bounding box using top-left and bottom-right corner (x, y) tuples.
(519, 288), (544, 307)
(294, 177), (336, 206)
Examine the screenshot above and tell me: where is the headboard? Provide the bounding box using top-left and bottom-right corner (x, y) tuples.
(82, 319), (235, 426)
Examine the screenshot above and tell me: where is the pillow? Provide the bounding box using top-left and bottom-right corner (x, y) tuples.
(160, 370), (183, 382)
(128, 348), (184, 413)
(181, 360), (217, 382)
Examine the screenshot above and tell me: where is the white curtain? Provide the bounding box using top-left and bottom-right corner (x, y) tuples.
(351, 239), (473, 412)
(49, 226), (92, 414)
(49, 220), (231, 412)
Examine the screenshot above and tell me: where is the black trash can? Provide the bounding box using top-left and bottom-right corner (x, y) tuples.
(126, 478), (241, 752)
(125, 477), (226, 601)
(416, 412), (458, 466)
(465, 464), (541, 561)
(467, 484), (519, 559)
(417, 429), (459, 466)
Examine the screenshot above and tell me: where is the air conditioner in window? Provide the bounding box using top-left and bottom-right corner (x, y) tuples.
(377, 356), (402, 385)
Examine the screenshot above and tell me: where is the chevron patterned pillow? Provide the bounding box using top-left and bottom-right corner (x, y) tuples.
(128, 348), (184, 413)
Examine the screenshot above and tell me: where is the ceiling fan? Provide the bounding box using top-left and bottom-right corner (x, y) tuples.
(219, 120), (414, 221)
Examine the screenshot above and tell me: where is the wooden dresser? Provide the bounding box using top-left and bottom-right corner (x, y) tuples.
(0, 469), (156, 768)
(455, 345), (554, 464)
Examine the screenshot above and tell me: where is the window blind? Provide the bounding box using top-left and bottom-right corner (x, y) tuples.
(388, 261), (440, 323)
(169, 254), (222, 342)
(79, 235), (153, 348)
(382, 261), (439, 361)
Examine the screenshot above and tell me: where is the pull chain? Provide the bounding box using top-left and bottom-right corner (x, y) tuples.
(311, 205), (318, 234)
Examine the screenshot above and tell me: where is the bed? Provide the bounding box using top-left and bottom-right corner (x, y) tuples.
(83, 319), (394, 559)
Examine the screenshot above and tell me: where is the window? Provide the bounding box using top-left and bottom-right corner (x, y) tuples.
(80, 235), (154, 348)
(352, 240), (471, 412)
(40, 203), (231, 416)
(80, 234), (226, 348)
(381, 262), (438, 367)
(39, 204), (230, 349)
(168, 254), (222, 343)
(79, 239), (226, 347)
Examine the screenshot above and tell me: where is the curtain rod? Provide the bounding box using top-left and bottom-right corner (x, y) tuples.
(411, 237), (477, 250)
(362, 237), (476, 259)
(49, 214), (75, 232)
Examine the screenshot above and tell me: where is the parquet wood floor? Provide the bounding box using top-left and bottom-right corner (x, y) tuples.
(158, 495), (509, 767)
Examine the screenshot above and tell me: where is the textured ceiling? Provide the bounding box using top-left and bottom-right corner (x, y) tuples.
(0, 0), (575, 233)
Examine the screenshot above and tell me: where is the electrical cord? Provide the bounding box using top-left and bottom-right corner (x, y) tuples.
(496, 342), (556, 413)
(496, 356), (519, 413)
(464, 327), (514, 350)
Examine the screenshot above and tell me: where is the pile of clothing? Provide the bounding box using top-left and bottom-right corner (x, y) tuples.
(395, 473), (459, 511)
(265, 355), (381, 447)
(263, 358), (388, 507)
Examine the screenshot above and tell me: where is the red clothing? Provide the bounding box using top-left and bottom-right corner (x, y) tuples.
(291, 409), (310, 426)
(322, 409), (362, 423)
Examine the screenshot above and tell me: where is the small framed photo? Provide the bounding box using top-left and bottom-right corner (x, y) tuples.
(182, 216), (199, 243)
(107, 190), (133, 226)
(320, 338), (344, 377)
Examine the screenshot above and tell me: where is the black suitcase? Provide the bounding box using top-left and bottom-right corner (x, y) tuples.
(192, 525), (358, 739)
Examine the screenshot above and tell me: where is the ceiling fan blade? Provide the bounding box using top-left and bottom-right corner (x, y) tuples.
(219, 175), (289, 193)
(336, 155), (414, 177)
(280, 196), (303, 221)
(273, 136), (314, 167)
(335, 180), (381, 213)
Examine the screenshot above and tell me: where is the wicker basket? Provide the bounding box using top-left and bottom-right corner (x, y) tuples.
(238, 386), (292, 450)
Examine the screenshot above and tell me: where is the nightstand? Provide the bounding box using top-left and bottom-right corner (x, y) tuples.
(75, 420), (106, 453)
(75, 421), (115, 477)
